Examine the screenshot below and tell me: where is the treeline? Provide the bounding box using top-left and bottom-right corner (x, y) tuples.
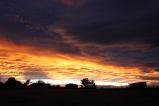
(0, 77), (96, 89)
(1, 77), (159, 89)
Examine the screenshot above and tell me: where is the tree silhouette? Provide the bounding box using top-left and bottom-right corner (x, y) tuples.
(81, 78), (96, 89)
(24, 80), (30, 86)
(29, 80), (51, 88)
(65, 83), (78, 89)
(5, 77), (23, 88)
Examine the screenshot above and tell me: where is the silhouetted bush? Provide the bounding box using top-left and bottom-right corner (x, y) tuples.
(0, 82), (3, 87)
(65, 83), (78, 89)
(5, 77), (23, 88)
(129, 82), (147, 89)
(28, 80), (51, 88)
(81, 78), (96, 89)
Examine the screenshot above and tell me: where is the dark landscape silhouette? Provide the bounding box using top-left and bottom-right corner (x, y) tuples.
(0, 77), (159, 106)
(1, 0), (159, 106)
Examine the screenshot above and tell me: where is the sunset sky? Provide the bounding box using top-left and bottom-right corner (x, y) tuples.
(0, 0), (159, 86)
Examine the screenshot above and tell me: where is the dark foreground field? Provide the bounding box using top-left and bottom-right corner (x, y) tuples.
(0, 88), (159, 106)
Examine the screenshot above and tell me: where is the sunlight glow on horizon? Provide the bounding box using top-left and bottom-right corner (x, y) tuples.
(1, 38), (159, 85)
(20, 79), (129, 87)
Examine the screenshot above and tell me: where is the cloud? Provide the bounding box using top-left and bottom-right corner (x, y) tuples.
(22, 68), (50, 79)
(46, 25), (159, 72)
(55, 0), (86, 7)
(155, 68), (159, 72)
(140, 76), (159, 81)
(55, 0), (159, 47)
(0, 0), (159, 84)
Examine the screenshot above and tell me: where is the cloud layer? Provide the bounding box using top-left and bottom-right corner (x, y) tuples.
(0, 0), (159, 85)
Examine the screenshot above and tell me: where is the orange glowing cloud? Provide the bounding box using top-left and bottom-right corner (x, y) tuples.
(0, 37), (159, 85)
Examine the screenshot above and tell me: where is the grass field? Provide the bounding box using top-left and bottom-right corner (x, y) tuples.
(0, 88), (159, 106)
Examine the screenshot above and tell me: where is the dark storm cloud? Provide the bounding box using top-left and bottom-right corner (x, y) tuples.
(0, 0), (159, 73)
(59, 0), (159, 71)
(0, 0), (62, 39)
(103, 47), (159, 69)
(0, 0), (81, 54)
(155, 69), (159, 72)
(64, 0), (159, 46)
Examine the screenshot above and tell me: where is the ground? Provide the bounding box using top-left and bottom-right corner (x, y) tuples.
(0, 88), (159, 106)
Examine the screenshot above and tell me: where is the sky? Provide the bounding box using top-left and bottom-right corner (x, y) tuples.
(0, 0), (159, 86)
